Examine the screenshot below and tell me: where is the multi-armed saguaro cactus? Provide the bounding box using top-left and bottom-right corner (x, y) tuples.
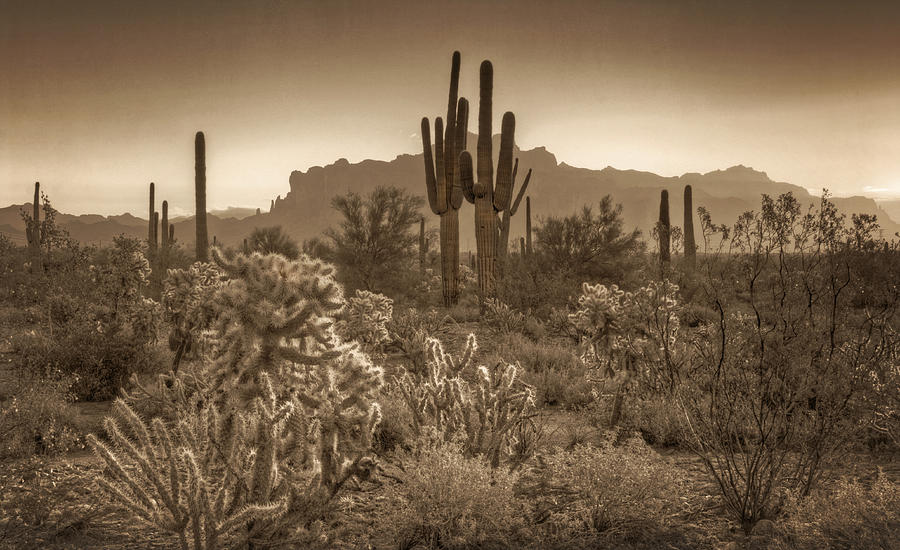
(458, 60), (519, 299)
(496, 159), (532, 276)
(422, 51), (469, 306)
(195, 132), (209, 262)
(683, 185), (696, 267)
(25, 181), (42, 274)
(658, 189), (671, 263)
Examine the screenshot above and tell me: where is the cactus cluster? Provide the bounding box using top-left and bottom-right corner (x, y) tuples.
(422, 51), (469, 306)
(397, 333), (535, 467)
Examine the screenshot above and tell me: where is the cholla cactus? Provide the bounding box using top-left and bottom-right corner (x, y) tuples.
(95, 246), (385, 549)
(162, 262), (224, 371)
(483, 298), (525, 334)
(87, 382), (290, 550)
(570, 280), (684, 423)
(335, 289), (393, 353)
(208, 247), (383, 496)
(398, 334), (534, 467)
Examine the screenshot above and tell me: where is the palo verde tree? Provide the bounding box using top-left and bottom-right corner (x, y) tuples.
(246, 226), (300, 259)
(326, 186), (423, 294)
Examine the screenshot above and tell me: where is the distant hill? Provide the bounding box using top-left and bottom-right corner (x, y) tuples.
(3, 139), (897, 250)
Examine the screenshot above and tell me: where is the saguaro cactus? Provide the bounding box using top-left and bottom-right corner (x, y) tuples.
(418, 217), (427, 276)
(161, 200), (169, 250)
(148, 182), (156, 254)
(458, 60), (518, 300)
(422, 51), (469, 307)
(659, 189), (671, 263)
(683, 185), (696, 267)
(152, 212), (159, 250)
(525, 195), (533, 257)
(25, 182), (42, 274)
(168, 224), (175, 244)
(195, 131), (209, 262)
(496, 159), (532, 276)
(520, 236), (526, 257)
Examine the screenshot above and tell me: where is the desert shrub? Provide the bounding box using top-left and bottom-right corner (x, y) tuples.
(518, 437), (686, 544)
(0, 372), (82, 459)
(622, 394), (690, 448)
(775, 475), (900, 550)
(483, 298), (525, 334)
(447, 302), (480, 323)
(12, 309), (165, 401)
(385, 443), (524, 549)
(372, 384), (415, 453)
(681, 193), (900, 534)
(492, 334), (593, 408)
(397, 335), (536, 467)
(335, 289), (393, 354)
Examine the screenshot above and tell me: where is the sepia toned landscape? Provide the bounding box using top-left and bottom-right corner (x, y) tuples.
(1, 2), (899, 549)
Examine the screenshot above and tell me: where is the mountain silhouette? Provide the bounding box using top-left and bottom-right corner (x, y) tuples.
(2, 140), (897, 250)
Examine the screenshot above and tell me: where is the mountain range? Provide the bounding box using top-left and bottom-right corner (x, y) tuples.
(3, 138), (897, 251)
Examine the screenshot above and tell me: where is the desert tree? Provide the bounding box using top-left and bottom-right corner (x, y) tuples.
(326, 186), (423, 293)
(246, 225), (300, 259)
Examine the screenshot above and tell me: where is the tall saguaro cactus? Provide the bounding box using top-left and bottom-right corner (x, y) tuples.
(152, 212), (159, 250)
(659, 189), (671, 263)
(26, 182), (42, 274)
(161, 200), (169, 250)
(147, 182), (156, 254)
(422, 51), (469, 307)
(459, 60), (518, 300)
(683, 185), (696, 267)
(496, 159), (532, 275)
(195, 131), (209, 262)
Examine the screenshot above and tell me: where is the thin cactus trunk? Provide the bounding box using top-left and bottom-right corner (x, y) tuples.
(195, 131), (209, 262)
(496, 160), (532, 278)
(168, 224), (175, 244)
(152, 212), (159, 250)
(525, 196), (533, 257)
(148, 182), (156, 254)
(419, 217), (426, 276)
(520, 236), (526, 257)
(683, 185), (696, 267)
(28, 182), (42, 274)
(659, 189), (671, 263)
(161, 200), (169, 250)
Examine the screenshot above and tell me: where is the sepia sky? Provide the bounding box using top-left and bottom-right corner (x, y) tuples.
(2, 0), (900, 215)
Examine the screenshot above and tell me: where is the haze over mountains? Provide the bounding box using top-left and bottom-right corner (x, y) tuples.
(3, 138), (898, 251)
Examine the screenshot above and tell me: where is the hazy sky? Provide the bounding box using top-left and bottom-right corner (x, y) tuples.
(3, 0), (900, 215)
